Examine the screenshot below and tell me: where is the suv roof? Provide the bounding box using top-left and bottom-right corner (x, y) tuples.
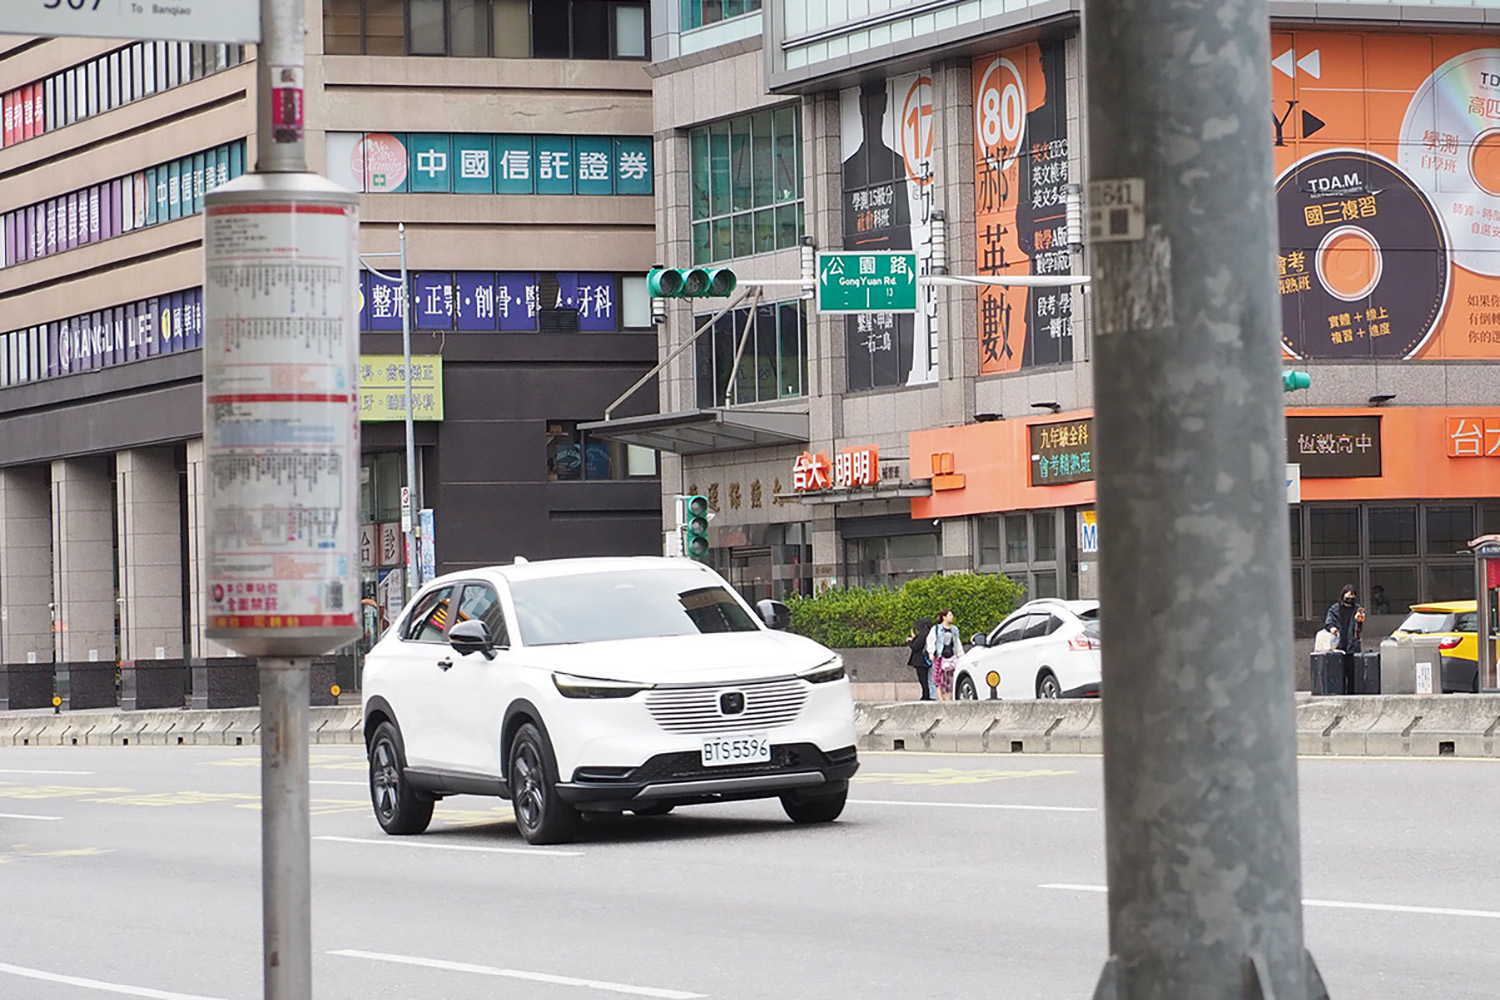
(423, 556), (719, 587)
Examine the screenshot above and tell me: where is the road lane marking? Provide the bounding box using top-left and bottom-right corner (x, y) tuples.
(854, 799), (1094, 813)
(0, 846), (113, 865)
(311, 780), (367, 786)
(316, 835), (580, 858)
(329, 949), (705, 998)
(854, 768), (1076, 786)
(1041, 883), (1500, 920)
(0, 768), (94, 775)
(0, 812), (62, 821)
(0, 961), (222, 999)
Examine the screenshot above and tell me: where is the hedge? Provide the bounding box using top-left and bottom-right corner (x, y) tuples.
(785, 573), (1026, 649)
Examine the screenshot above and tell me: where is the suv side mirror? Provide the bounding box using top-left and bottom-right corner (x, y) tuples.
(970, 632), (987, 649)
(756, 599), (792, 631)
(449, 620), (496, 660)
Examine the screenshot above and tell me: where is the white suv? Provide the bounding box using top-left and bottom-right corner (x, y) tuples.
(362, 557), (859, 844)
(952, 598), (1102, 700)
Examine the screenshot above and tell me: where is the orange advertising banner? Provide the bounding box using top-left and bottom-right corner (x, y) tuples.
(972, 40), (1074, 374)
(1274, 32), (1500, 361)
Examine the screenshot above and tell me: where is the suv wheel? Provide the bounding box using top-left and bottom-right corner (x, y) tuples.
(509, 723), (581, 845)
(368, 721), (434, 835)
(955, 675), (978, 700)
(781, 786), (847, 824)
(1036, 670), (1061, 699)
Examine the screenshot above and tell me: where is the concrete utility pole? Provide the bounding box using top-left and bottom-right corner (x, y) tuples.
(1083, 0), (1328, 997)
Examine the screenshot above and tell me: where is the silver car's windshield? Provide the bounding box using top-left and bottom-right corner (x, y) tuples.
(510, 568), (761, 646)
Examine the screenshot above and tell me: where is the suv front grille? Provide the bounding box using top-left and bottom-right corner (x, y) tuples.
(646, 677), (807, 734)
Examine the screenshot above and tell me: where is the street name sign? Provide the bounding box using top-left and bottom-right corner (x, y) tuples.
(3, 1), (260, 45)
(817, 251), (918, 313)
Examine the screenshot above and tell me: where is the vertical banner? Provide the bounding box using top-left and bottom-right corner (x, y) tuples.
(1273, 34), (1500, 360)
(972, 40), (1074, 374)
(839, 70), (940, 390)
(202, 184), (362, 657)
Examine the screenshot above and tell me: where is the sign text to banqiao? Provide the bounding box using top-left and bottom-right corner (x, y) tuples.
(794, 446), (880, 492)
(5, 1), (260, 44)
(817, 252), (918, 314)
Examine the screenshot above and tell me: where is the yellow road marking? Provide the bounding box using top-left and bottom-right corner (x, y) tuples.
(0, 784), (132, 800)
(207, 753), (365, 771)
(0, 844), (113, 865)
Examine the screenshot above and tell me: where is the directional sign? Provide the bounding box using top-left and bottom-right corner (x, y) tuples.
(2, 1), (260, 44)
(817, 251), (918, 314)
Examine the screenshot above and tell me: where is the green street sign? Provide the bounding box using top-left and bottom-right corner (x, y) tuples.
(817, 251), (918, 313)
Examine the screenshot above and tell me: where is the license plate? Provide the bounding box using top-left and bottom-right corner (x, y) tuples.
(701, 733), (771, 767)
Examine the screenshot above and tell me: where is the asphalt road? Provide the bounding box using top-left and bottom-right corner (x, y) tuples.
(0, 746), (1496, 999)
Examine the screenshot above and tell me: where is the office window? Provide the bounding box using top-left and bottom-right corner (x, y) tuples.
(1426, 505), (1474, 557)
(690, 106), (802, 264)
(322, 0), (646, 59)
(546, 420), (656, 481)
(694, 301), (807, 407)
(682, 0), (761, 30)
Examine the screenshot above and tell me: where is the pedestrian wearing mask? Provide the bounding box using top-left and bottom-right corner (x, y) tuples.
(1323, 583), (1366, 691)
(926, 609), (963, 701)
(906, 617), (934, 701)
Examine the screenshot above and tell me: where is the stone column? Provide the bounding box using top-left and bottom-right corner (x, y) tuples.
(117, 448), (184, 661)
(0, 466), (54, 665)
(51, 457), (118, 709)
(185, 438), (235, 660)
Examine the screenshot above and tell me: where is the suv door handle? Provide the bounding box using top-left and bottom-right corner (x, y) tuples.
(437, 658), (453, 671)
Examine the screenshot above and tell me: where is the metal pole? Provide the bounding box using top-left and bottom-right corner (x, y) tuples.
(724, 288), (762, 408)
(259, 656), (311, 1000)
(1083, 0), (1326, 997)
(1477, 552), (1494, 690)
(256, 0), (306, 174)
(399, 224), (419, 602)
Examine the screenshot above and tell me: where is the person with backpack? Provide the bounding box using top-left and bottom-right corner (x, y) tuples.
(906, 616), (934, 700)
(926, 609), (963, 701)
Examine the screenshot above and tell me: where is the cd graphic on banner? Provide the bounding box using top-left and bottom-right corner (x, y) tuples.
(1398, 48), (1500, 276)
(1277, 150), (1447, 360)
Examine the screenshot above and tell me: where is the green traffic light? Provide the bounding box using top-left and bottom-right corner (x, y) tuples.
(646, 268), (737, 299)
(683, 494), (710, 560)
(1282, 370), (1311, 391)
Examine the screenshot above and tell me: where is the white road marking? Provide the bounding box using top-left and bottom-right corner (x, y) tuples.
(329, 949), (706, 999)
(0, 768), (94, 775)
(310, 780), (367, 786)
(1041, 883), (1500, 920)
(854, 799), (1095, 813)
(0, 961), (225, 999)
(316, 834), (581, 858)
(0, 812), (62, 821)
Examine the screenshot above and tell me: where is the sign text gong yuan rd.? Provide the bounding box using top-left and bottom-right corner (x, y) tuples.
(6, 1), (260, 45)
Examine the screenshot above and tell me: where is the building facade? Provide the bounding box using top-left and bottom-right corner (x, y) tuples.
(598, 0), (1500, 635)
(0, 0), (662, 690)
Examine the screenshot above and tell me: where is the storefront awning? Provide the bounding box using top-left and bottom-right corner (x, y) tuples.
(579, 408), (809, 455)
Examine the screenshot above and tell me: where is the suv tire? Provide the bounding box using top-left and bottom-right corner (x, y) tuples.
(369, 721), (434, 835)
(781, 786), (847, 824)
(509, 723), (581, 845)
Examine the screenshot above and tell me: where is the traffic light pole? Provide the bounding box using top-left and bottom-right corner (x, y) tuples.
(1084, 0), (1326, 997)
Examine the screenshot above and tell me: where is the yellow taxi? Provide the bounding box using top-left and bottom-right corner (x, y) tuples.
(1389, 601), (1483, 693)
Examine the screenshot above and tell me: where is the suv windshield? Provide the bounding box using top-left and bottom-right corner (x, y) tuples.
(511, 568), (760, 646)
(1397, 611), (1457, 634)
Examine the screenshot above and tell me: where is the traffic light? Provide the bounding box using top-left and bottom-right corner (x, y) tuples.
(1282, 370), (1311, 392)
(680, 494), (710, 560)
(648, 267), (737, 298)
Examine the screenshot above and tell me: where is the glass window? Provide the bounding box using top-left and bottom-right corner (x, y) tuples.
(994, 615), (1028, 644)
(690, 107), (802, 264)
(572, 0), (610, 59)
(366, 0), (406, 54)
(1368, 507), (1417, 556)
(978, 518), (1000, 566)
(1310, 568), (1359, 617)
(614, 3), (648, 57)
(404, 585), (455, 642)
(695, 301), (807, 406)
(1426, 505), (1474, 557)
(1426, 563), (1472, 602)
(455, 583), (508, 645)
(1023, 614), (1056, 639)
(1004, 514), (1028, 564)
(512, 567), (759, 646)
(1291, 567), (1303, 618)
(1309, 507), (1359, 557)
(408, 0), (445, 53)
(1368, 568), (1414, 616)
(449, 0), (490, 56)
(492, 0), (531, 55)
(1033, 510), (1056, 563)
(532, 2), (571, 56)
(683, 0), (760, 29)
(1032, 569), (1059, 599)
(1289, 507), (1301, 560)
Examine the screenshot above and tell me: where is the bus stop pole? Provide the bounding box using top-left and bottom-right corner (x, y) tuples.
(1082, 0), (1327, 996)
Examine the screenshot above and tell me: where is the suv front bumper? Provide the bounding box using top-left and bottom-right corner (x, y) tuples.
(555, 743), (859, 810)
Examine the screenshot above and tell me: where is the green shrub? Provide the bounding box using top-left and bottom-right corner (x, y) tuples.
(785, 573), (1025, 648)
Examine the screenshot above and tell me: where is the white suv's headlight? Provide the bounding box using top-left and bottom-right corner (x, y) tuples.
(798, 656), (845, 684)
(551, 672), (654, 699)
